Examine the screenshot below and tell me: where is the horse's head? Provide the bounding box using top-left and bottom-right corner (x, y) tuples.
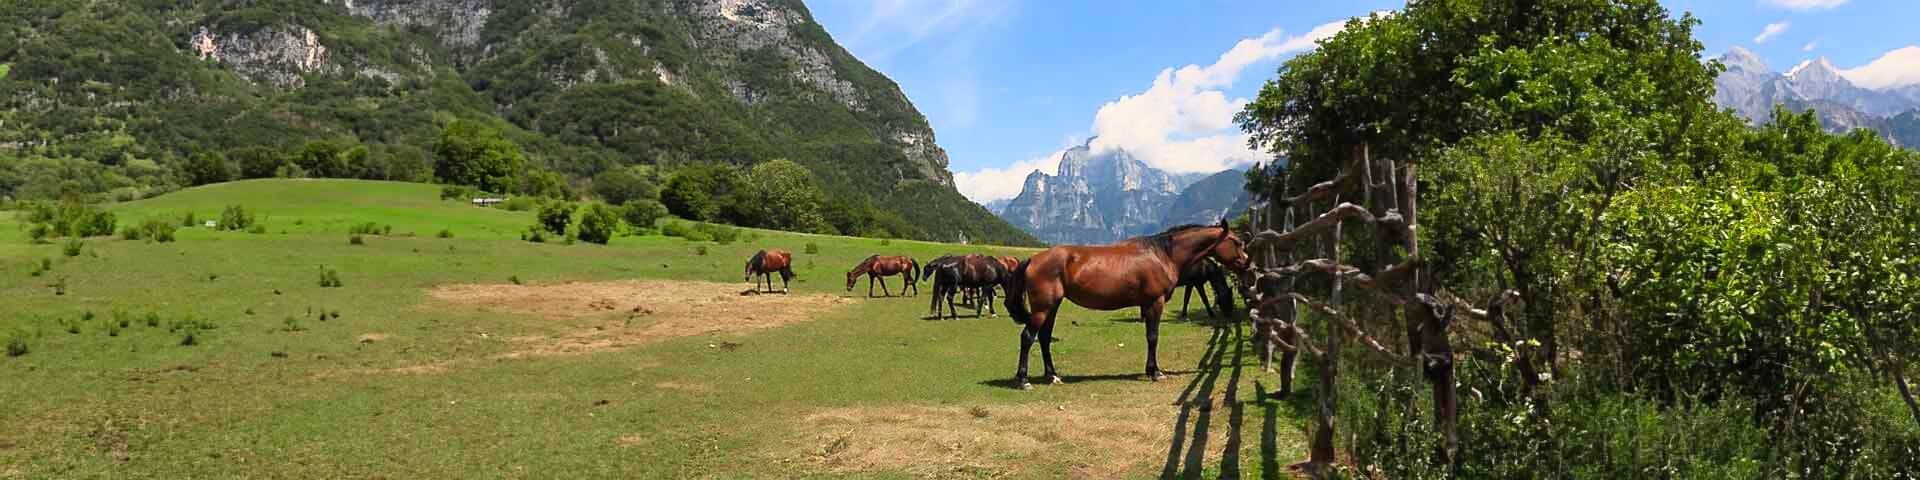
(845, 269), (860, 291)
(1208, 218), (1252, 272)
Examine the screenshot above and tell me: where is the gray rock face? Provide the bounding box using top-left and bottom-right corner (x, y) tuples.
(1715, 48), (1920, 127)
(1158, 168), (1251, 230)
(998, 140), (1234, 245)
(190, 26), (340, 89)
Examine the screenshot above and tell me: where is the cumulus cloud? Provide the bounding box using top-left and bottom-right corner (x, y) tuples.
(953, 17), (1354, 203)
(1083, 19), (1348, 174)
(953, 151), (1062, 203)
(1753, 22), (1790, 44)
(1840, 45), (1920, 90)
(1764, 0), (1849, 10)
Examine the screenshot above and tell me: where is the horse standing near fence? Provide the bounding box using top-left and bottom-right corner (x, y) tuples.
(744, 249), (795, 294)
(1004, 220), (1250, 389)
(845, 255), (919, 297)
(1165, 258), (1237, 321)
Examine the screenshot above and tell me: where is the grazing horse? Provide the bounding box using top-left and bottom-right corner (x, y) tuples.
(744, 249), (795, 294)
(846, 255), (920, 297)
(925, 255), (1011, 320)
(1165, 258), (1237, 320)
(1004, 220), (1250, 389)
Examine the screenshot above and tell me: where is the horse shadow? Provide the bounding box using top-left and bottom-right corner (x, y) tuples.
(1152, 320), (1318, 480)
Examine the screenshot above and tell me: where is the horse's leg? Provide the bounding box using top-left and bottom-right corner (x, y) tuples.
(1198, 282), (1217, 319)
(984, 284), (997, 318)
(781, 273), (790, 294)
(946, 286), (960, 321)
(1181, 285), (1195, 320)
(1039, 315), (1061, 385)
(867, 275), (876, 298)
(1017, 325), (1037, 390)
(880, 276), (891, 297)
(1144, 299), (1167, 381)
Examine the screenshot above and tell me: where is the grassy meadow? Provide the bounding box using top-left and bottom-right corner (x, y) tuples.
(0, 180), (1308, 479)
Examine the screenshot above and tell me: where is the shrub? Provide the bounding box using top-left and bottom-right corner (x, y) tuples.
(5, 333), (26, 357)
(24, 200), (115, 239)
(437, 228), (454, 239)
(577, 204), (619, 245)
(181, 212), (199, 227)
(621, 200), (668, 233)
(138, 219), (177, 243)
(144, 311), (161, 327)
(592, 166), (660, 206)
(179, 329), (199, 346)
(348, 234), (365, 245)
(537, 202), (575, 235)
(522, 227), (547, 243)
(105, 320), (121, 337)
(804, 242), (820, 254)
(61, 238), (83, 257)
(509, 275), (523, 285)
(119, 226), (143, 241)
(318, 267), (343, 287)
(696, 223), (740, 245)
(661, 221), (695, 239)
(349, 222), (382, 235)
(439, 184), (481, 201)
(30, 258), (51, 277)
(246, 224), (267, 234)
(695, 245), (709, 256)
(880, 238), (892, 246)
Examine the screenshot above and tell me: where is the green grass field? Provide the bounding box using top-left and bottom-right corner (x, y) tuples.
(0, 180), (1307, 479)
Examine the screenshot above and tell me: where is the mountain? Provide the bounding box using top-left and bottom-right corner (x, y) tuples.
(1157, 168), (1251, 231)
(1712, 47), (1920, 148)
(0, 0), (1039, 246)
(995, 139), (1248, 245)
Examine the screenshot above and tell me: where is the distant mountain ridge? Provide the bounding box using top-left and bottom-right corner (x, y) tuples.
(1713, 47), (1920, 147)
(995, 138), (1248, 245)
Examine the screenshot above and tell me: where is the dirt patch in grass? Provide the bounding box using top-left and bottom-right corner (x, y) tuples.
(780, 389), (1233, 479)
(427, 280), (855, 359)
(654, 381), (716, 393)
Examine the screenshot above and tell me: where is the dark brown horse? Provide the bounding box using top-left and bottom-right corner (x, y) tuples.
(1004, 220), (1250, 389)
(1166, 258), (1236, 320)
(744, 249), (795, 294)
(924, 254), (1011, 320)
(846, 255), (920, 297)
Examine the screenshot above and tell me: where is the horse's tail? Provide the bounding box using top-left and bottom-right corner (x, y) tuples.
(908, 257), (921, 283)
(1005, 258), (1031, 325)
(1210, 269), (1236, 317)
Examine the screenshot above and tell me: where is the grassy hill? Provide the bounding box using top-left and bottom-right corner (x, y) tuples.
(0, 0), (1038, 246)
(0, 180), (1296, 478)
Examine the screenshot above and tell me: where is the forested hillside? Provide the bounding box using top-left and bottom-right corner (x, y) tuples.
(0, 0), (1038, 246)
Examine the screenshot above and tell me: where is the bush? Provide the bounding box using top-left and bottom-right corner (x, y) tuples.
(661, 164), (745, 222)
(61, 238), (83, 257)
(522, 227), (547, 243)
(24, 200), (115, 239)
(437, 228), (454, 239)
(537, 202), (575, 235)
(621, 200), (668, 233)
(138, 218), (177, 243)
(592, 166), (660, 206)
(144, 311), (161, 327)
(804, 242), (820, 254)
(509, 275), (523, 285)
(696, 223), (740, 244)
(318, 267), (343, 287)
(439, 184), (481, 201)
(29, 257), (50, 277)
(695, 245), (708, 256)
(5, 333), (26, 357)
(349, 222), (383, 235)
(246, 224), (266, 234)
(181, 212), (199, 227)
(218, 205), (254, 231)
(577, 204), (619, 245)
(348, 234), (365, 245)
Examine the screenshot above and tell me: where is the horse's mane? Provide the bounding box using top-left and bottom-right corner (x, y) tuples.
(851, 254), (880, 275)
(747, 250), (767, 272)
(1136, 224), (1214, 255)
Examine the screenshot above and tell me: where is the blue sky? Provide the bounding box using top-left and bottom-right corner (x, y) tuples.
(804, 0), (1920, 203)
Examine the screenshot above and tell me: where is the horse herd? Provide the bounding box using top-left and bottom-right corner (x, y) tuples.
(743, 220), (1253, 390)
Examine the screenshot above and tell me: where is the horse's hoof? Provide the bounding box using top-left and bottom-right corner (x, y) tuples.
(1151, 372), (1167, 382)
(1019, 381), (1034, 391)
(1048, 375), (1063, 385)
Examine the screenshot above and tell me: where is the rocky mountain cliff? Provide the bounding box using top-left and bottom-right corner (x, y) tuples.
(1713, 47), (1920, 147)
(0, 0), (1038, 245)
(996, 139), (1242, 245)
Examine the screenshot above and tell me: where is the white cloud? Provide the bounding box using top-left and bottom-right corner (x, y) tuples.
(1840, 45), (1920, 90)
(1753, 22), (1790, 44)
(1085, 19), (1349, 174)
(953, 151), (1062, 203)
(1803, 40), (1818, 52)
(1764, 0), (1849, 10)
(953, 16), (1358, 203)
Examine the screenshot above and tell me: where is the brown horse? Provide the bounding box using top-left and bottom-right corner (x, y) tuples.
(846, 255), (920, 297)
(1004, 220), (1250, 389)
(744, 249), (795, 294)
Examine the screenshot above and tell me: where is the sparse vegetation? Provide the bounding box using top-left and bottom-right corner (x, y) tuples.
(318, 267), (343, 288)
(5, 333), (27, 357)
(349, 234), (365, 246)
(218, 205), (255, 231)
(804, 242), (820, 254)
(437, 228), (454, 239)
(61, 239), (83, 257)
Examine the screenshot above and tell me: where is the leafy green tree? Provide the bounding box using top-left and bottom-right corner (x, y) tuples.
(536, 201), (573, 235)
(289, 139), (361, 179)
(229, 146), (286, 180)
(621, 200), (668, 232)
(660, 164), (744, 222)
(181, 152), (233, 186)
(592, 166), (659, 206)
(576, 204), (619, 245)
(737, 160), (835, 234)
(517, 169), (573, 199)
(434, 120), (526, 194)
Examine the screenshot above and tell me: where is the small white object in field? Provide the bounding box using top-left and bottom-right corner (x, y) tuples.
(203, 220), (217, 228)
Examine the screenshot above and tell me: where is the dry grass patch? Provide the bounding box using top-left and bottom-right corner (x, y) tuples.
(425, 280), (856, 359)
(780, 388), (1239, 479)
(654, 381), (717, 393)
